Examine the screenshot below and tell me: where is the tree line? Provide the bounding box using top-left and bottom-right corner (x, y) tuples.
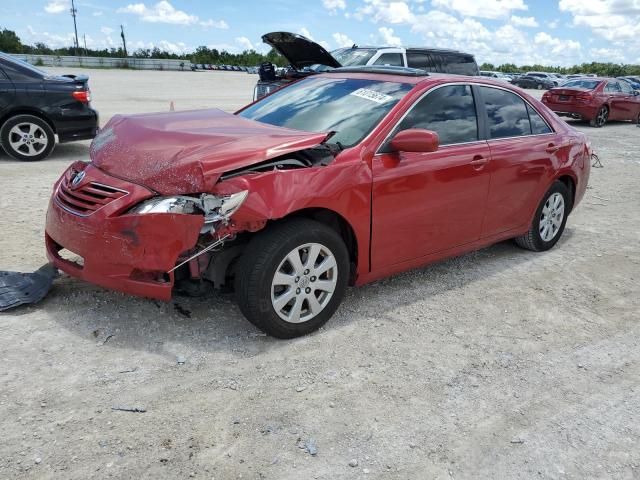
(480, 62), (640, 77)
(0, 27), (286, 66)
(2, 27), (639, 74)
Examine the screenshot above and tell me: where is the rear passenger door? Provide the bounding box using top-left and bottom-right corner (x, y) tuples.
(478, 86), (560, 238)
(604, 81), (625, 120)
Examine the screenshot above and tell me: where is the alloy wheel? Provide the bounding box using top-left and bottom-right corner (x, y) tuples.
(596, 106), (608, 127)
(270, 243), (338, 324)
(539, 192), (565, 242)
(8, 122), (49, 157)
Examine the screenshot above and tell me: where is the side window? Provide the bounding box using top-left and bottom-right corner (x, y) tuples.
(605, 81), (621, 93)
(373, 53), (403, 66)
(527, 104), (552, 134)
(394, 85), (478, 146)
(0, 61), (38, 82)
(406, 52), (429, 70)
(481, 86), (531, 139)
(619, 81), (633, 94)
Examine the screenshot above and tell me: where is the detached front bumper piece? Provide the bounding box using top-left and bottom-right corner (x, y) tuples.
(45, 163), (203, 301)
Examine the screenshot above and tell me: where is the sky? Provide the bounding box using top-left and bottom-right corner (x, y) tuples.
(3, 0), (640, 66)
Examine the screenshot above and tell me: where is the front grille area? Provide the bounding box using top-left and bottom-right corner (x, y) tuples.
(56, 178), (127, 216)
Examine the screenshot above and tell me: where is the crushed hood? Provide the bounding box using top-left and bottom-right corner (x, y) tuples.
(262, 32), (341, 70)
(90, 109), (329, 195)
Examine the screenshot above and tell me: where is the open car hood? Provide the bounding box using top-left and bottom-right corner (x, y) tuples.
(90, 109), (329, 195)
(262, 32), (341, 70)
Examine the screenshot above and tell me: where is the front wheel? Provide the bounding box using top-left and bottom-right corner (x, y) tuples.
(234, 219), (350, 338)
(515, 181), (571, 252)
(537, 83), (543, 90)
(0, 114), (55, 161)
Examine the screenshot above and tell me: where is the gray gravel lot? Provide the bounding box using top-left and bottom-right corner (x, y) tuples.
(1, 68), (639, 479)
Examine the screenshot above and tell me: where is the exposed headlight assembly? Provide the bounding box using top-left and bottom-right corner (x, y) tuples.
(128, 191), (249, 227)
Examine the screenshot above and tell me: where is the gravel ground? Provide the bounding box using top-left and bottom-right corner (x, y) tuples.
(1, 68), (639, 480)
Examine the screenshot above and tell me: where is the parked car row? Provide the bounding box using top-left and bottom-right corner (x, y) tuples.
(190, 64), (257, 73)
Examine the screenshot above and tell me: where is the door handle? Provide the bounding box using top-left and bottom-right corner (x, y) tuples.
(545, 143), (560, 153)
(470, 155), (487, 169)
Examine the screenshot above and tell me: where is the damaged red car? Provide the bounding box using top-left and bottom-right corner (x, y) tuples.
(46, 67), (591, 338)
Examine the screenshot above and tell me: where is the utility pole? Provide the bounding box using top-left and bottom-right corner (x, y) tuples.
(120, 25), (128, 57)
(83, 34), (87, 56)
(70, 0), (79, 55)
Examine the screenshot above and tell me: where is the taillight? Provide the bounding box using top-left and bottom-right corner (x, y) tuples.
(576, 92), (593, 103)
(71, 90), (90, 103)
(542, 92), (550, 101)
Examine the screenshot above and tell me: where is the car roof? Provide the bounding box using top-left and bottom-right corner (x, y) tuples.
(318, 68), (523, 89)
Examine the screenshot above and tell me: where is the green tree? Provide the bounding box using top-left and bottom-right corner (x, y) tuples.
(0, 28), (23, 53)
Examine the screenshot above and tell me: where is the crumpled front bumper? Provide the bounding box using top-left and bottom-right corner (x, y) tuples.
(45, 163), (203, 301)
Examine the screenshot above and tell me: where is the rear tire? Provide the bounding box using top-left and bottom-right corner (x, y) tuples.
(590, 105), (608, 128)
(515, 181), (571, 252)
(537, 84), (543, 90)
(0, 114), (55, 161)
(234, 218), (349, 339)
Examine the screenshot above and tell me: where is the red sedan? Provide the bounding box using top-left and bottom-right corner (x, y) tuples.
(542, 77), (640, 127)
(45, 68), (591, 338)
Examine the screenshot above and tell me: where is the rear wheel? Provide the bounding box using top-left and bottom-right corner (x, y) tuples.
(0, 114), (55, 161)
(234, 218), (349, 338)
(515, 181), (571, 252)
(590, 105), (609, 127)
(537, 84), (543, 90)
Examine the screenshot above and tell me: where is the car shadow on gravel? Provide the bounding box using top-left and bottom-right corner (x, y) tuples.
(30, 229), (577, 356)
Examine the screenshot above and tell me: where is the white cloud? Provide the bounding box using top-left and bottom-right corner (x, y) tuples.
(378, 26), (402, 46)
(298, 27), (314, 40)
(534, 31), (581, 57)
(333, 32), (355, 47)
(431, 0), (527, 19)
(117, 1), (228, 28)
(44, 0), (69, 14)
(235, 36), (253, 50)
(100, 27), (114, 35)
(510, 15), (538, 27)
(355, 0), (415, 23)
(323, 0), (346, 14)
(547, 19), (558, 29)
(93, 11), (103, 16)
(559, 0), (640, 44)
(199, 19), (229, 29)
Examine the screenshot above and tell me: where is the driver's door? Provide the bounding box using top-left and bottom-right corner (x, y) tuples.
(370, 84), (491, 270)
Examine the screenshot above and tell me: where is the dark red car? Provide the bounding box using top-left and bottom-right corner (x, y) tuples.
(542, 77), (640, 127)
(45, 68), (591, 338)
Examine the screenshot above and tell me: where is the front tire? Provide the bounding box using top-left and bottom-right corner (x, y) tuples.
(515, 181), (571, 252)
(234, 219), (350, 338)
(537, 84), (543, 90)
(0, 114), (55, 161)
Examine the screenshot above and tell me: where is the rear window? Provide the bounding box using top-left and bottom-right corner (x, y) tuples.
(373, 53), (403, 67)
(562, 79), (601, 90)
(331, 48), (377, 66)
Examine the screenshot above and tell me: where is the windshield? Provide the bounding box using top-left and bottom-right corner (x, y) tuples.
(331, 48), (377, 66)
(0, 52), (47, 78)
(239, 77), (412, 147)
(561, 79), (601, 90)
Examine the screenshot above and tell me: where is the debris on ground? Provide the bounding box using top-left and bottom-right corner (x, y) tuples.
(0, 264), (58, 312)
(111, 405), (147, 413)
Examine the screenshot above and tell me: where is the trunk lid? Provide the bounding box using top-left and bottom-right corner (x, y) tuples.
(262, 31), (341, 70)
(90, 108), (329, 195)
(548, 87), (593, 103)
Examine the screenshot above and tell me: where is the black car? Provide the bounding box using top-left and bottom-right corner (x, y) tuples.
(253, 32), (479, 100)
(512, 75), (555, 90)
(0, 53), (98, 161)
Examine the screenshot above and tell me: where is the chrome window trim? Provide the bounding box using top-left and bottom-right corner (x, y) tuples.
(375, 81), (556, 155)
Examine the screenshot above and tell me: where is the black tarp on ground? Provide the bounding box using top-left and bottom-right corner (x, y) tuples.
(0, 264), (58, 312)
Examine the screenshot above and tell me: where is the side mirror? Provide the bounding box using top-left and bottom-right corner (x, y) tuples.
(389, 129), (439, 153)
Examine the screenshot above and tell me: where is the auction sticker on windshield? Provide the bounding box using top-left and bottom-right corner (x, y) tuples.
(349, 88), (394, 104)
